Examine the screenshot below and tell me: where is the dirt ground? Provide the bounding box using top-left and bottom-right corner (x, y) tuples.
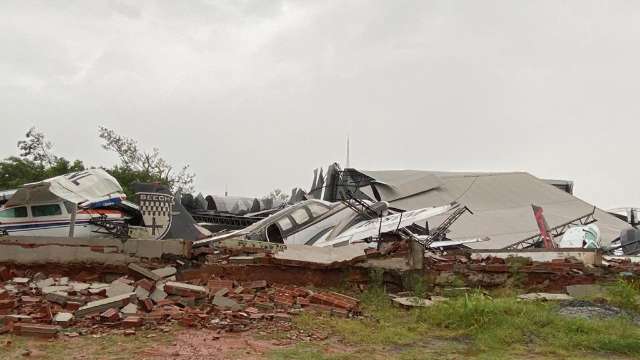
(140, 329), (287, 360)
(1, 326), (638, 360)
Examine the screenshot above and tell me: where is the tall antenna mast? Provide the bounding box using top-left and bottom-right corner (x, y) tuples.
(346, 135), (350, 168)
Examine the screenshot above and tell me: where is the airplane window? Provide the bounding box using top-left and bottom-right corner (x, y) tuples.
(307, 203), (329, 218)
(278, 217), (293, 231)
(290, 208), (310, 225)
(0, 206), (28, 218)
(31, 204), (62, 217)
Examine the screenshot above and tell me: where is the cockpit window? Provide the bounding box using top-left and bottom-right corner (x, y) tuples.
(277, 217), (293, 231)
(290, 208), (310, 225)
(0, 206), (28, 218)
(31, 204), (62, 217)
(306, 203), (330, 218)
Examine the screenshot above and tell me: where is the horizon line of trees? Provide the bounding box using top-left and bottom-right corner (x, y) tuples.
(0, 127), (289, 203)
(0, 126), (195, 199)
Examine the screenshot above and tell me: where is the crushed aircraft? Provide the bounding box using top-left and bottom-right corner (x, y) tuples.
(0, 169), (132, 237)
(0, 170), (210, 241)
(193, 199), (487, 249)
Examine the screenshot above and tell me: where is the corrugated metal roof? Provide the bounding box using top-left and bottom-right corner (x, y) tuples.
(354, 170), (630, 249)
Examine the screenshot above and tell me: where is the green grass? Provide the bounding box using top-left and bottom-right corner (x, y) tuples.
(292, 287), (640, 359)
(607, 279), (640, 313)
(268, 343), (360, 360)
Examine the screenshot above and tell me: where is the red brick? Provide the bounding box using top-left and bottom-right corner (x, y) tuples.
(242, 280), (267, 289)
(136, 279), (155, 292)
(14, 323), (60, 338)
(0, 299), (16, 310)
(273, 295), (295, 307)
(244, 307), (260, 314)
(65, 302), (83, 311)
(328, 292), (359, 306)
(309, 292), (357, 311)
(469, 264), (509, 272)
(122, 316), (143, 328)
(154, 299), (176, 307)
(0, 266), (11, 281)
(207, 279), (234, 293)
(432, 263), (455, 272)
(141, 299), (154, 312)
(306, 303), (348, 317)
(100, 308), (120, 321)
(20, 296), (40, 304)
(296, 297), (311, 306)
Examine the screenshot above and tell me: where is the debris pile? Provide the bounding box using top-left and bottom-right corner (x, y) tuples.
(0, 263), (360, 338)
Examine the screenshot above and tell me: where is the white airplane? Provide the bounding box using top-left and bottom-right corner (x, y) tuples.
(193, 199), (486, 249)
(0, 169), (130, 237)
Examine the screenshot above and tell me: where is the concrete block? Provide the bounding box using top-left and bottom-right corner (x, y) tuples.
(106, 281), (135, 298)
(128, 263), (161, 282)
(53, 312), (74, 324)
(120, 303), (138, 315)
(0, 236), (191, 265)
(152, 267), (177, 279)
(392, 297), (434, 308)
(518, 293), (574, 301)
(69, 282), (90, 292)
(75, 293), (136, 318)
(149, 288), (167, 303)
(135, 286), (150, 300)
(42, 286), (71, 294)
(212, 296), (244, 311)
(36, 278), (55, 289)
(164, 282), (207, 298)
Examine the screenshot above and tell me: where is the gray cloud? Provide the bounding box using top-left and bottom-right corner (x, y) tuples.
(0, 1), (638, 208)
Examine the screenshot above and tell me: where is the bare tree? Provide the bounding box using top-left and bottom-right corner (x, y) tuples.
(263, 188), (289, 202)
(98, 126), (195, 193)
(17, 127), (57, 166)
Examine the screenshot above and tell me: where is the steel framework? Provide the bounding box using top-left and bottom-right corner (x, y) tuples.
(503, 207), (597, 250)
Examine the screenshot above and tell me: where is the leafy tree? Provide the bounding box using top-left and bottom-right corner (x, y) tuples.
(0, 126), (192, 198)
(98, 126), (195, 195)
(0, 157), (46, 190)
(0, 129), (85, 191)
(17, 127), (57, 166)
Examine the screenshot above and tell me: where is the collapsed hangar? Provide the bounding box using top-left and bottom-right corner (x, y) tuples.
(316, 167), (630, 250)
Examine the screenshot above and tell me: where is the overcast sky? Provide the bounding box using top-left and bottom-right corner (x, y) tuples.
(1, 1), (638, 208)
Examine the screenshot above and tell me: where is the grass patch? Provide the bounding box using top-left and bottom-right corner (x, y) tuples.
(607, 279), (640, 313)
(267, 343), (361, 360)
(294, 287), (640, 359)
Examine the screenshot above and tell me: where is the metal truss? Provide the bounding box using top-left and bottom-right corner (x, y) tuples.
(503, 207), (597, 250)
(190, 213), (264, 230)
(422, 206), (471, 247)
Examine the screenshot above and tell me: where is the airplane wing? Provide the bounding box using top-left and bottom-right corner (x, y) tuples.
(5, 169), (125, 208)
(318, 202), (458, 247)
(428, 237), (490, 248)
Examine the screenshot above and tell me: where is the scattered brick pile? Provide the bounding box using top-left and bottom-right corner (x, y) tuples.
(425, 253), (640, 291)
(0, 263), (359, 338)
